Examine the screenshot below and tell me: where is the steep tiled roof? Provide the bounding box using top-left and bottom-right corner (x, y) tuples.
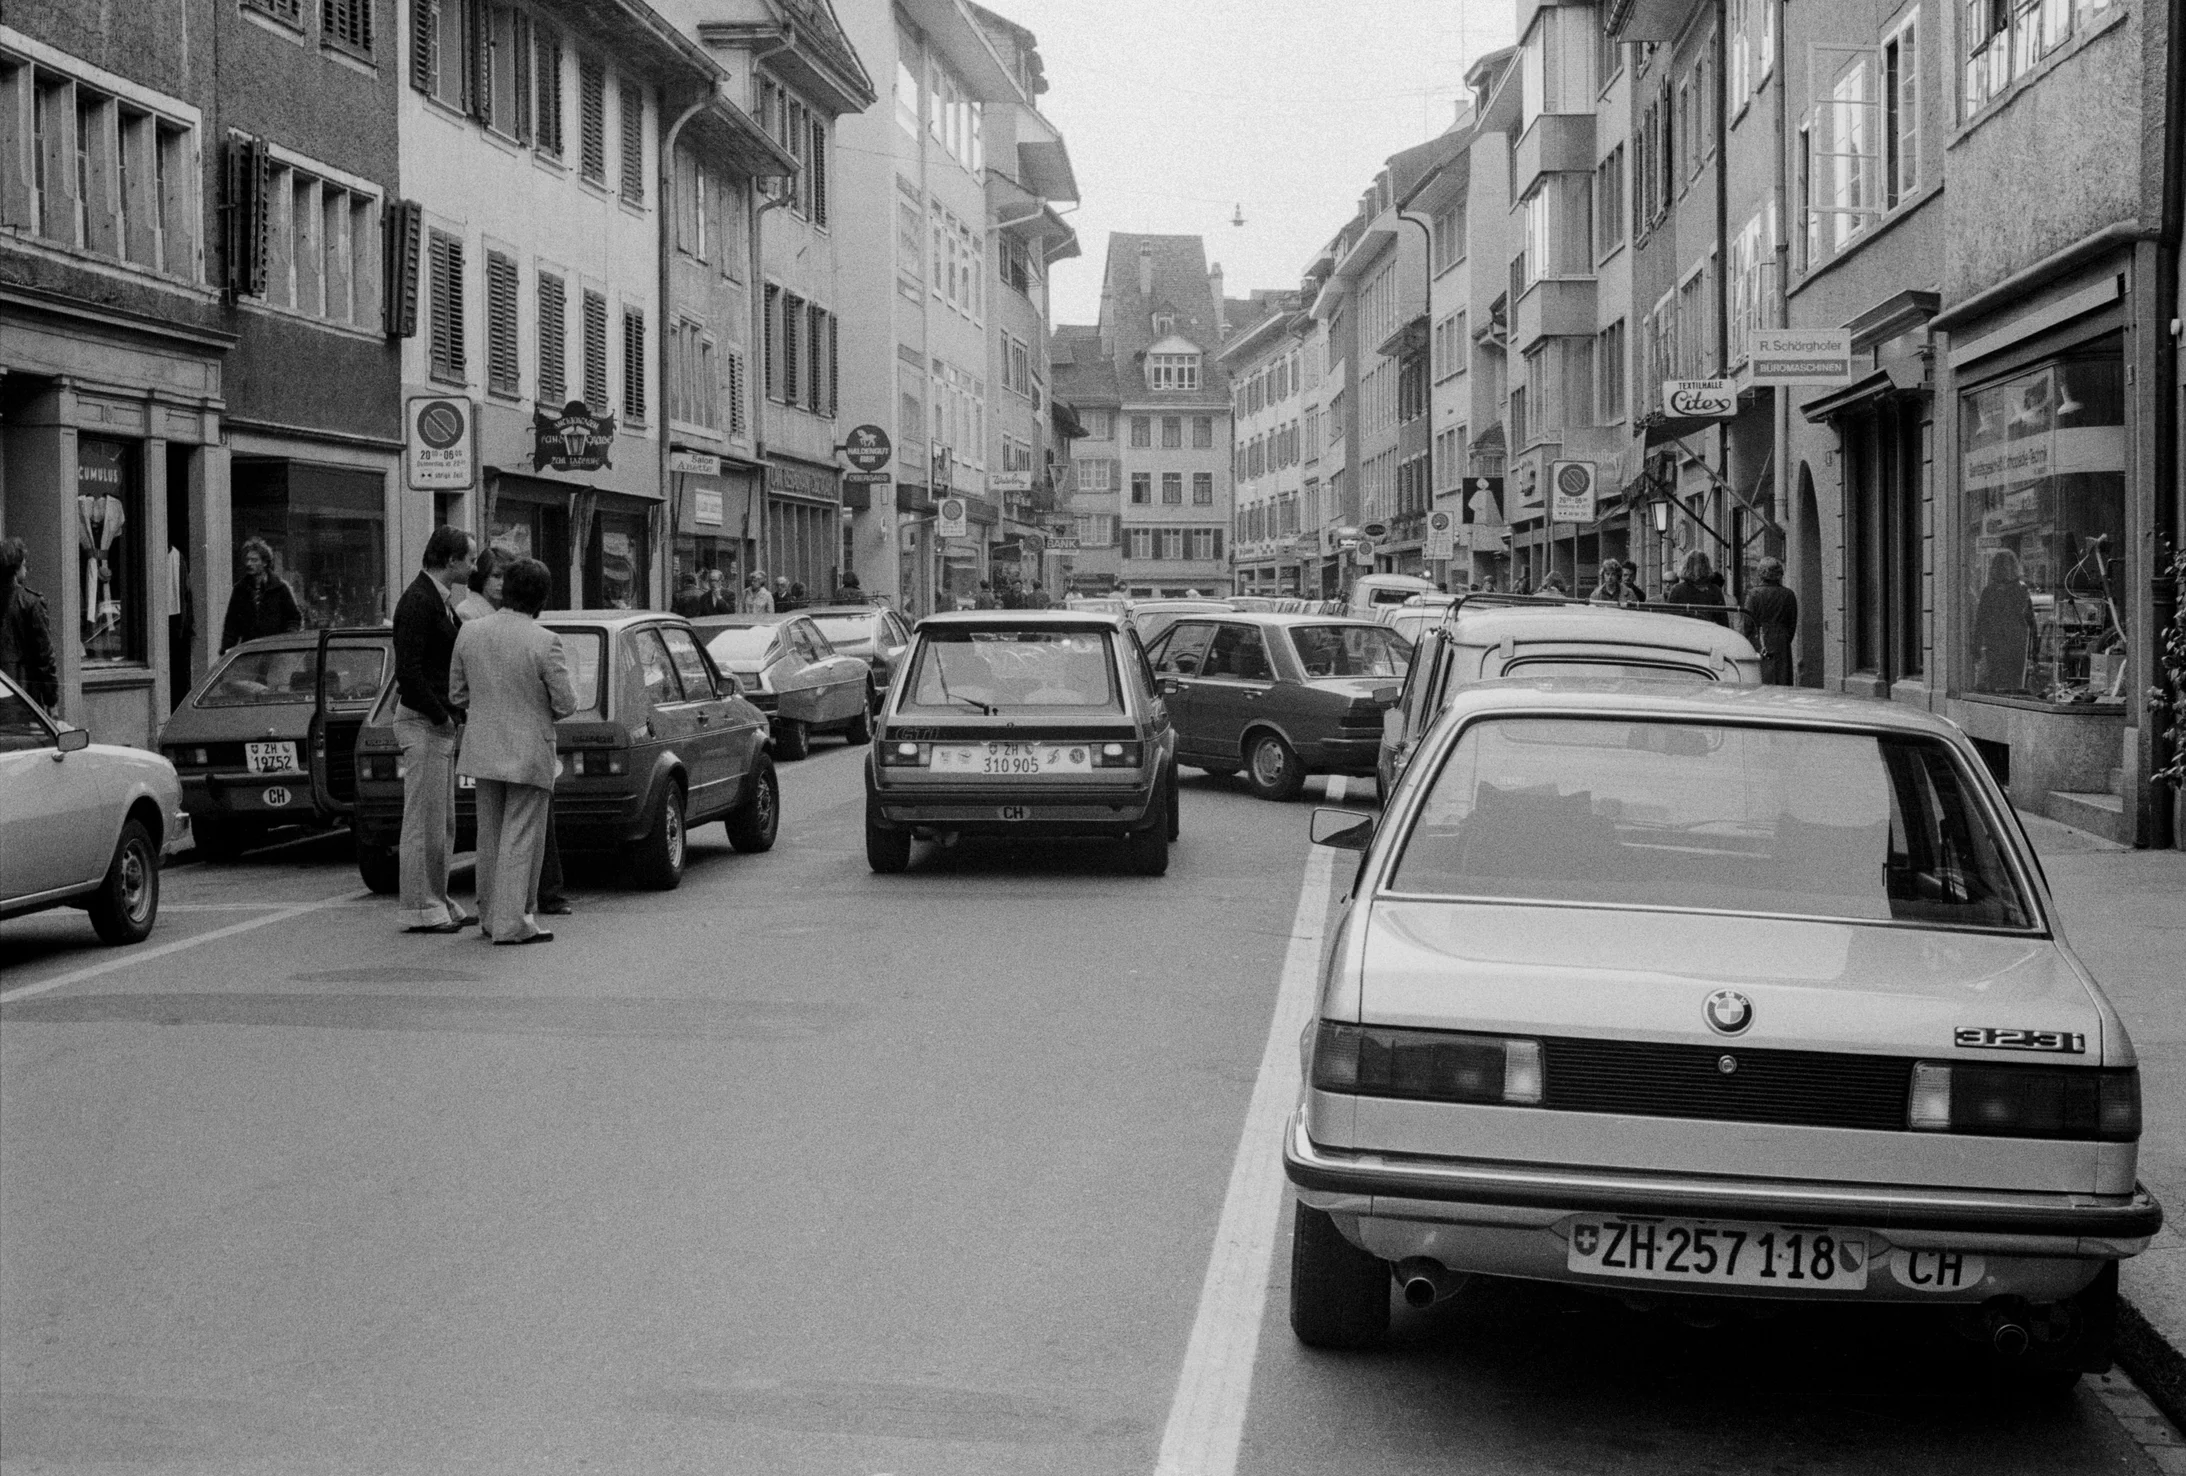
(1385, 128), (1468, 201)
(1093, 233), (1233, 403)
(1051, 325), (1119, 407)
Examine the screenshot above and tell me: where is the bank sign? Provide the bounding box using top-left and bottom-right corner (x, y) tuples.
(1749, 329), (1854, 385)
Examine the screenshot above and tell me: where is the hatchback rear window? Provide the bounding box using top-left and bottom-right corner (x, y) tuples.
(196, 645), (388, 707)
(903, 631), (1122, 714)
(700, 626), (778, 664)
(1501, 658), (1716, 682)
(543, 629), (605, 712)
(1389, 718), (2035, 930)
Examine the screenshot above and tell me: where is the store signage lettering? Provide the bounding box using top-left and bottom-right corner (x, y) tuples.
(694, 489), (724, 527)
(842, 424), (893, 473)
(1749, 330), (1854, 386)
(1664, 379), (1737, 418)
(1963, 427), (2125, 493)
(532, 400), (616, 472)
(406, 395), (474, 489)
(670, 449), (721, 476)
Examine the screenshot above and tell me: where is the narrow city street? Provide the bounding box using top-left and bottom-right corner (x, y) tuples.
(1, 747), (2170, 1475)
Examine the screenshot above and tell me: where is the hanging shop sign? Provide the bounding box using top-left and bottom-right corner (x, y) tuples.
(987, 473), (1031, 493)
(670, 449), (721, 476)
(532, 400), (616, 472)
(1047, 535), (1082, 552)
(1460, 476), (1506, 528)
(842, 424), (893, 473)
(1424, 509), (1456, 560)
(937, 496), (969, 539)
(1749, 329), (1855, 386)
(405, 395), (474, 489)
(1662, 379), (1738, 418)
(1548, 461), (1598, 524)
(931, 445), (953, 494)
(693, 490), (725, 527)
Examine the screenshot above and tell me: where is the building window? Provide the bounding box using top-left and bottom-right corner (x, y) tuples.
(577, 57), (606, 184)
(246, 0), (303, 25)
(1130, 472), (1151, 505)
(1192, 472), (1213, 506)
(1728, 203), (1778, 366)
(244, 155), (382, 329)
(538, 271), (566, 404)
(1160, 415), (1182, 449)
(1966, 0), (2111, 114)
(323, 0), (373, 56)
(1594, 144), (1625, 259)
(581, 287), (607, 408)
(1597, 318), (1626, 422)
(1148, 353), (1201, 391)
(672, 317), (718, 429)
(1960, 342), (2125, 705)
(75, 437), (145, 667)
(622, 307), (646, 422)
(427, 229), (464, 382)
(485, 249), (519, 396)
(1805, 15), (1920, 268)
(1846, 398), (1926, 683)
(1430, 199), (1466, 272)
(1125, 526), (1152, 560)
(1162, 472), (1183, 505)
(1084, 409), (1115, 441)
(1130, 415), (1151, 448)
(1884, 14), (1920, 209)
(533, 27), (563, 156)
(1522, 172), (1595, 280)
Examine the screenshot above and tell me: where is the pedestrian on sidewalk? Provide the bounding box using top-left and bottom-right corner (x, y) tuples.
(450, 557), (578, 945)
(745, 572), (774, 613)
(1742, 557), (1800, 685)
(455, 547), (574, 916)
(0, 536), (59, 713)
(392, 526), (476, 934)
(1588, 561), (1637, 608)
(219, 538), (303, 652)
(698, 568), (735, 615)
(1666, 551), (1729, 626)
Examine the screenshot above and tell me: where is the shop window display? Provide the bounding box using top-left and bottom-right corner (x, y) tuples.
(78, 437), (145, 666)
(1959, 344), (2127, 705)
(231, 460), (389, 630)
(585, 508), (649, 609)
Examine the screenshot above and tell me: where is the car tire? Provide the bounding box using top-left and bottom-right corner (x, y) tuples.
(1126, 816), (1170, 876)
(865, 798), (911, 874)
(724, 759), (780, 853)
(843, 691), (874, 745)
(1165, 767), (1181, 842)
(356, 840), (400, 895)
(1244, 732), (1306, 802)
(631, 778), (687, 890)
(86, 818), (160, 946)
(1289, 1201), (1390, 1350)
(775, 718), (811, 761)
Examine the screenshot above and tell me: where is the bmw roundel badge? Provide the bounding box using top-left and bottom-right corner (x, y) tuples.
(1704, 990), (1754, 1036)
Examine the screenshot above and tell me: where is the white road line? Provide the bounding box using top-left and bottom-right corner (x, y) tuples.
(1155, 842), (1337, 1476)
(0, 889), (368, 1005)
(1324, 775), (1348, 801)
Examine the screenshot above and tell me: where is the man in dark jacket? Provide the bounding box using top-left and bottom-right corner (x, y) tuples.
(219, 538), (304, 652)
(392, 526), (477, 932)
(1742, 557), (1800, 685)
(0, 537), (60, 712)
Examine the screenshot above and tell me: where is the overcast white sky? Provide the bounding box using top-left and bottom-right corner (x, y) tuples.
(1010, 0), (1517, 327)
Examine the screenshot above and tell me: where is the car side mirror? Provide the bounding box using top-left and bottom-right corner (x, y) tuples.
(1310, 807), (1375, 851)
(56, 726), (91, 753)
(719, 672), (741, 696)
(1157, 676), (1179, 695)
(1373, 684), (1400, 704)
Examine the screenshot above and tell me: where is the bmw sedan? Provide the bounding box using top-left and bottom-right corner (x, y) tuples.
(1285, 678), (2157, 1386)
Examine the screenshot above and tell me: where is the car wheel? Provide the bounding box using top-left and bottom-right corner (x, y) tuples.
(356, 839), (400, 895)
(724, 758), (780, 853)
(865, 796), (911, 873)
(1165, 768), (1181, 842)
(86, 818), (160, 946)
(843, 689), (874, 745)
(631, 778), (687, 890)
(1289, 1201), (1390, 1350)
(1245, 732), (1306, 802)
(775, 718), (811, 761)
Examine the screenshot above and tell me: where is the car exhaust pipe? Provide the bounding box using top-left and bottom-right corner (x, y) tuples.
(1395, 1258), (1463, 1309)
(1991, 1321), (2031, 1357)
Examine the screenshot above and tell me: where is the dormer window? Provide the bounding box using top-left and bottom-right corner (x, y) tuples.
(1149, 352), (1201, 391)
(1152, 312), (1176, 334)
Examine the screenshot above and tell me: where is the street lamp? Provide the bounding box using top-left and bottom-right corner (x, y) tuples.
(1649, 491), (1672, 537)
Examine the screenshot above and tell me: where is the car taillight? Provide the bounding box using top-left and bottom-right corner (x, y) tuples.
(165, 745), (211, 767)
(1310, 1022), (1544, 1105)
(357, 753), (400, 783)
(877, 741), (931, 767)
(1907, 1062), (2140, 1141)
(1093, 741), (1143, 768)
(566, 748), (626, 777)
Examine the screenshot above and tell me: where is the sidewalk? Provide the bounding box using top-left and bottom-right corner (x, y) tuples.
(2015, 812), (2186, 1374)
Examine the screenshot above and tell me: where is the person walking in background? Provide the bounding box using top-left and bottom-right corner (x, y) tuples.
(671, 572), (705, 617)
(838, 570), (866, 604)
(1588, 561), (1636, 608)
(392, 527), (476, 934)
(745, 572), (773, 613)
(783, 580), (808, 612)
(1743, 557), (1800, 685)
(1666, 551), (1728, 626)
(219, 537), (303, 652)
(699, 568), (735, 615)
(450, 558), (578, 945)
(0, 536), (59, 712)
(1973, 549), (2039, 694)
(1538, 571), (1569, 596)
(1622, 561), (1648, 603)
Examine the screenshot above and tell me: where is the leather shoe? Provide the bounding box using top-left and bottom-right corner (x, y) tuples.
(538, 898), (575, 916)
(405, 919), (466, 934)
(454, 913), (479, 929)
(494, 929), (555, 946)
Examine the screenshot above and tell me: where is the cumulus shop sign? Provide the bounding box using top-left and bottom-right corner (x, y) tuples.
(1750, 329), (1855, 386)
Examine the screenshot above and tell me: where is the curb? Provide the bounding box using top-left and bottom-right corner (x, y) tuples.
(2118, 1297), (2186, 1434)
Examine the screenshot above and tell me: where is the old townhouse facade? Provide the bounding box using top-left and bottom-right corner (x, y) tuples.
(1219, 291), (1307, 593)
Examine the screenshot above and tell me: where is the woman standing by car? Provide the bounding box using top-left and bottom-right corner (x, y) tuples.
(1665, 551), (1728, 626)
(220, 538), (303, 652)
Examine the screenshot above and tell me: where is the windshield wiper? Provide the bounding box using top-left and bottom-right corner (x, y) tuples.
(932, 658), (996, 716)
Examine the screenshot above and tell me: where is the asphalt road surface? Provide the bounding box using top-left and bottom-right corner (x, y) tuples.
(0, 740), (2169, 1473)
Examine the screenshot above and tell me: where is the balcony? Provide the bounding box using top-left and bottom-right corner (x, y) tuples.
(1512, 277), (1598, 352)
(1512, 114), (1595, 203)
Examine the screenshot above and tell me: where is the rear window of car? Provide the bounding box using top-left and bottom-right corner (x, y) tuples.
(1289, 624), (1413, 678)
(1389, 718), (2035, 931)
(701, 626), (778, 664)
(902, 630), (1123, 714)
(1502, 658), (1716, 682)
(809, 613), (874, 645)
(196, 645), (388, 708)
(543, 629), (606, 712)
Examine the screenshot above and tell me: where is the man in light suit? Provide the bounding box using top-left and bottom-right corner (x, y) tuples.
(449, 558), (579, 945)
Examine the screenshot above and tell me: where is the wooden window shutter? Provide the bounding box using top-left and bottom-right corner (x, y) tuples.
(581, 289), (607, 408)
(805, 302), (823, 413)
(224, 135), (269, 300)
(410, 0), (437, 92)
(809, 116), (827, 227)
(622, 308), (646, 421)
(536, 32), (563, 155)
(619, 83), (644, 203)
(383, 198), (422, 338)
(725, 347), (745, 437)
(578, 59), (606, 181)
(511, 12), (532, 145)
(537, 272), (565, 403)
(782, 293), (800, 405)
(827, 312), (839, 419)
(428, 231), (464, 379)
(485, 250), (519, 395)
(465, 0), (490, 120)
(323, 0), (372, 54)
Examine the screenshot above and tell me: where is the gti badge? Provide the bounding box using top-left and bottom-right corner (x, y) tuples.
(1704, 989), (1754, 1036)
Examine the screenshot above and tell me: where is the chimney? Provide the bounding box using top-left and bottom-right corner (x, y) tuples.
(1208, 261), (1225, 337)
(1138, 242), (1154, 298)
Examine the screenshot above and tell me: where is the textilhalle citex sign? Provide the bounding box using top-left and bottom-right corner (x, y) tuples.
(532, 400), (617, 472)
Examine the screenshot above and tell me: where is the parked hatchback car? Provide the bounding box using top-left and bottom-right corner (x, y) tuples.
(351, 611), (777, 892)
(1145, 613), (1412, 800)
(1, 670), (190, 945)
(692, 612), (874, 759)
(865, 610), (1178, 875)
(1379, 602), (1762, 796)
(158, 628), (394, 857)
(803, 604), (914, 705)
(1287, 678), (2158, 1385)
